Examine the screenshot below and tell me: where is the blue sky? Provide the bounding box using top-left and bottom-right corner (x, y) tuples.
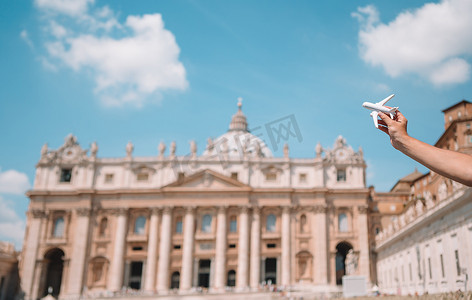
(1, 0), (472, 247)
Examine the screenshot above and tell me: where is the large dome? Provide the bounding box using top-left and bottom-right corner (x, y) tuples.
(203, 99), (273, 158)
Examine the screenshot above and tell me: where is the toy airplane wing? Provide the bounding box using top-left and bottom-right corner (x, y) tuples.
(377, 94), (395, 106)
(370, 111), (379, 128)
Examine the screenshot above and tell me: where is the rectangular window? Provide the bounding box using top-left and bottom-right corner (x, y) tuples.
(265, 173), (277, 181)
(337, 169), (346, 182)
(299, 173), (307, 183)
(60, 168), (72, 183)
(229, 217), (237, 233)
(267, 243), (276, 248)
(104, 173), (114, 183)
(231, 172), (238, 180)
(175, 220), (183, 234)
(440, 254), (445, 278)
(228, 244), (236, 249)
(455, 250), (461, 276)
(409, 263), (412, 281)
(173, 245), (181, 250)
(428, 257), (432, 279)
(200, 243), (214, 250)
(137, 173), (149, 181)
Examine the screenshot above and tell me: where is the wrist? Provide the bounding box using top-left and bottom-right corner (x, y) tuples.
(393, 134), (414, 152)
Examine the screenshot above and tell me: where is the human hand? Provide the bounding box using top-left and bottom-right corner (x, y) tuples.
(377, 110), (409, 150)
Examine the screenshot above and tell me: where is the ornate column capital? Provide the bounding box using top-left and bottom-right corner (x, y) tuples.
(185, 206), (196, 214)
(217, 206), (228, 213)
(162, 206), (173, 214)
(357, 205), (368, 214)
(252, 206), (261, 215)
(150, 207), (160, 215)
(75, 207), (91, 217)
(110, 208), (128, 216)
(29, 209), (47, 219)
(312, 205), (327, 214)
(239, 205), (250, 214)
(282, 206), (292, 214)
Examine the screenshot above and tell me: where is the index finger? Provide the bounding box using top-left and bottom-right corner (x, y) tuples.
(378, 112), (394, 126)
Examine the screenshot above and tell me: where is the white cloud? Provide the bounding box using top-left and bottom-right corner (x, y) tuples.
(20, 30), (34, 49)
(36, 0), (188, 107)
(35, 0), (94, 16)
(49, 20), (68, 38)
(429, 57), (470, 85)
(0, 196), (25, 248)
(0, 169), (31, 195)
(353, 0), (472, 86)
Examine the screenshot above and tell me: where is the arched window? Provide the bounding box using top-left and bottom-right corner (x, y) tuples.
(300, 214), (307, 233)
(134, 216), (146, 235)
(202, 214), (212, 233)
(227, 270), (236, 287)
(229, 216), (237, 233)
(175, 216), (183, 234)
(53, 217), (64, 237)
(266, 214), (276, 232)
(99, 217), (108, 237)
(338, 213), (348, 232)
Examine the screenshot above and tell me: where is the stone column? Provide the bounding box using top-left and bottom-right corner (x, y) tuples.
(330, 252), (337, 284)
(214, 206), (227, 290)
(250, 207), (261, 290)
(107, 208), (128, 291)
(181, 206), (195, 291)
(23, 210), (45, 300)
(313, 205), (328, 284)
(67, 208), (91, 296)
(281, 206), (291, 286)
(357, 205), (371, 282)
(144, 208), (160, 292)
(237, 206), (249, 289)
(156, 206), (172, 293)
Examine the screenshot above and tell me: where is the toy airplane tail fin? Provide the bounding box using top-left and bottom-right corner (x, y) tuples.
(388, 107), (398, 119)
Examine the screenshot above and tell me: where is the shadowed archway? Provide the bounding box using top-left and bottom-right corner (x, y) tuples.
(42, 248), (65, 297)
(335, 241), (353, 285)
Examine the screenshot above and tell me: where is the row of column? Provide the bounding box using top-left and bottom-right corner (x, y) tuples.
(105, 206), (293, 293)
(23, 205), (359, 299)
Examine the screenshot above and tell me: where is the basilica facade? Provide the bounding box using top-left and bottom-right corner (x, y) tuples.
(20, 102), (372, 299)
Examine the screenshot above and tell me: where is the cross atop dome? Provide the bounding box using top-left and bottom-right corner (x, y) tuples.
(229, 97), (248, 132)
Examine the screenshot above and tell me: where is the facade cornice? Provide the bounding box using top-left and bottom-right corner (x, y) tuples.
(27, 186), (371, 198)
(326, 188), (370, 195)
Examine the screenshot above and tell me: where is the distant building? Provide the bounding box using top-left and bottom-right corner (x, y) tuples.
(20, 101), (373, 299)
(0, 241), (20, 300)
(375, 100), (472, 295)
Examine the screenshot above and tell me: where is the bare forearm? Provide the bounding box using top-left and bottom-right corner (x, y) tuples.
(396, 135), (472, 186)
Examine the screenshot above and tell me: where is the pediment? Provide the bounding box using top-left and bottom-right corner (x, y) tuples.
(164, 169), (250, 190)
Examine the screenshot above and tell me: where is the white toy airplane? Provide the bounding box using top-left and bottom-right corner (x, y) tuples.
(362, 94), (398, 128)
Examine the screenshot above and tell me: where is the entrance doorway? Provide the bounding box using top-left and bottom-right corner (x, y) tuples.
(170, 271), (180, 289)
(42, 248), (64, 297)
(198, 259), (211, 288)
(335, 241), (353, 285)
(128, 261), (143, 290)
(264, 258), (277, 285)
